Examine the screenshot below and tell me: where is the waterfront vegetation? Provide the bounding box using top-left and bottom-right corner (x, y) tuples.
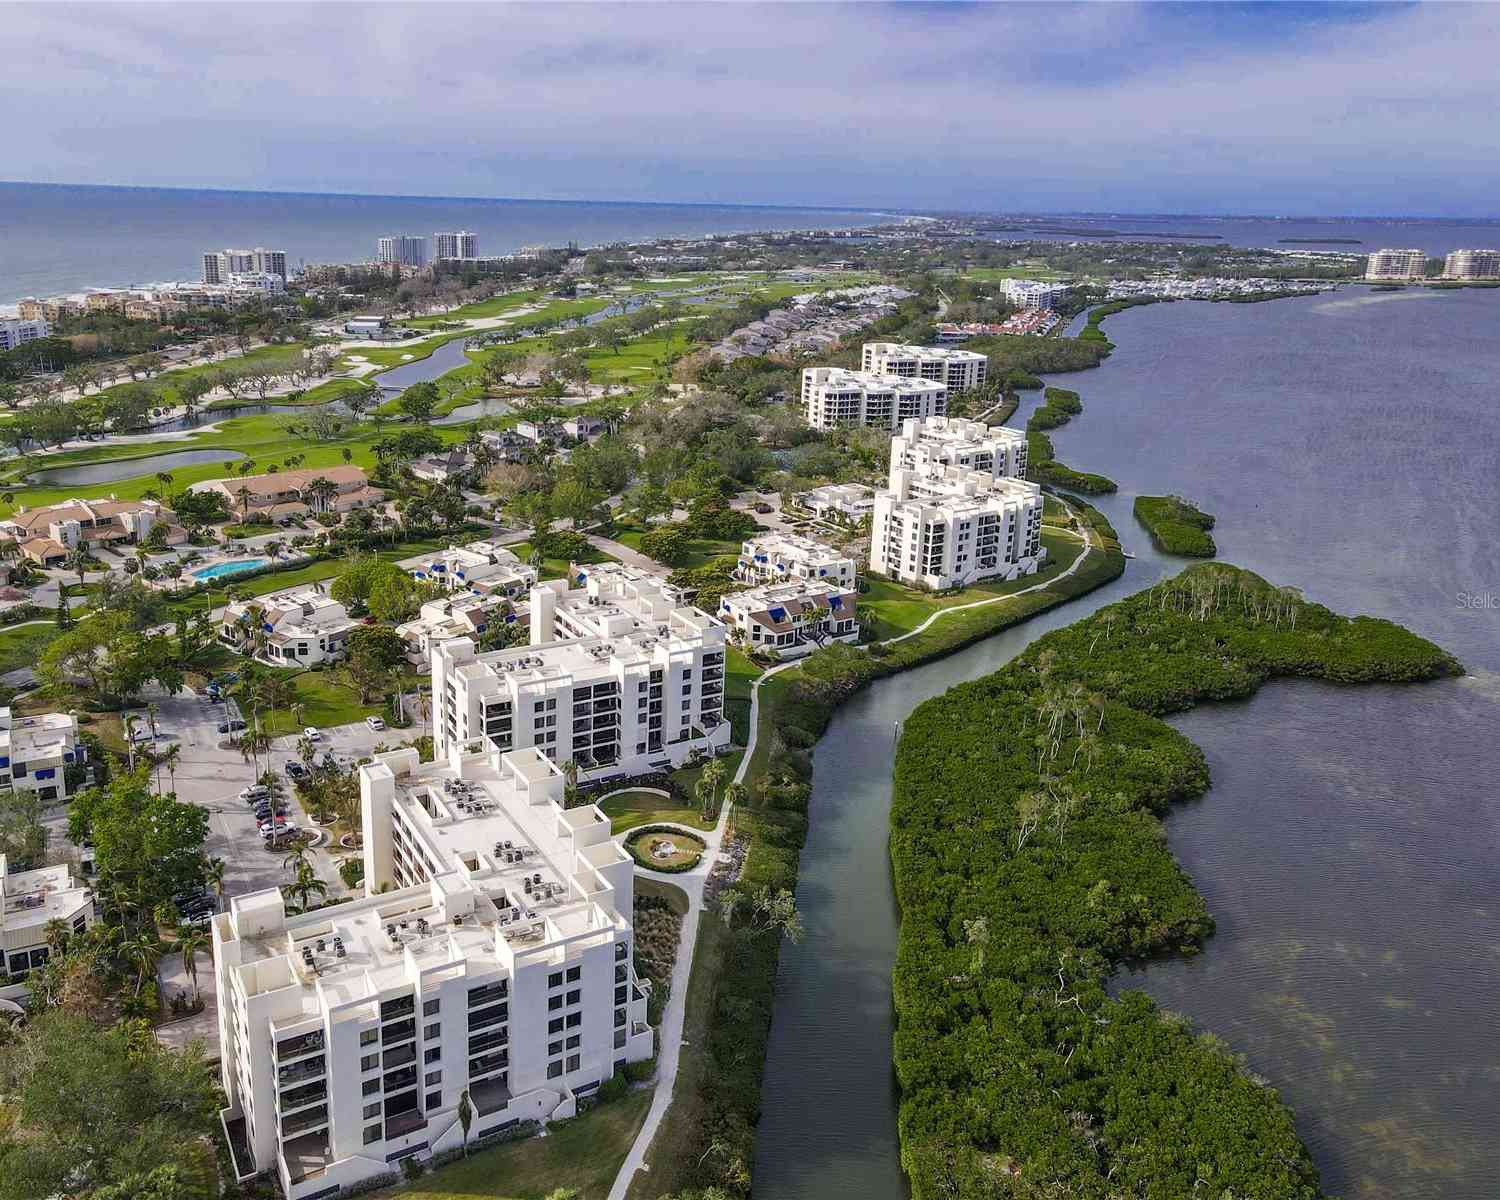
(627, 501), (1127, 1200)
(1134, 493), (1218, 556)
(1028, 429), (1117, 494)
(1078, 296), (1169, 347)
(888, 564), (1461, 1200)
(1027, 385), (1083, 431)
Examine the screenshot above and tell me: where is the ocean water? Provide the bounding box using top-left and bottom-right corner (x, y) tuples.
(0, 182), (880, 299)
(754, 287), (1500, 1200)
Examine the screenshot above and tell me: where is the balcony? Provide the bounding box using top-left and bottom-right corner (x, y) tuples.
(469, 1047), (510, 1076)
(275, 1032), (324, 1062)
(278, 1081), (328, 1113)
(468, 1029), (508, 1056)
(381, 995), (415, 1021)
(469, 1002), (508, 1031)
(468, 980), (508, 1008)
(382, 1019), (416, 1046)
(280, 1105), (329, 1138)
(385, 1110), (427, 1141)
(384, 1066), (418, 1095)
(471, 1074), (512, 1116)
(383, 1044), (416, 1071)
(277, 1056), (326, 1087)
(280, 1131), (331, 1187)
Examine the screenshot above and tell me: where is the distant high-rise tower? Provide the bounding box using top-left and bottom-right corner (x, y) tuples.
(433, 230), (478, 260)
(1364, 248), (1427, 281)
(1443, 249), (1500, 280)
(202, 247), (287, 283)
(377, 235), (428, 267)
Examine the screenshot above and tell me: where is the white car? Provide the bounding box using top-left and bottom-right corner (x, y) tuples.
(304, 727), (323, 742)
(365, 716), (386, 732)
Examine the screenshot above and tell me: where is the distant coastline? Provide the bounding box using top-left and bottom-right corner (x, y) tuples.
(1279, 236), (1363, 244)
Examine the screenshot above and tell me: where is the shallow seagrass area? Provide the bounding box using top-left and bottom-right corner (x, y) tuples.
(888, 565), (1458, 1198)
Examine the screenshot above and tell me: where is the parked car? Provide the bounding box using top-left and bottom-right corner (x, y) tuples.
(218, 718), (246, 734)
(285, 761), (308, 779)
(365, 716), (386, 732)
(753, 502), (773, 514)
(263, 827), (300, 848)
(240, 784), (269, 800)
(304, 727), (323, 742)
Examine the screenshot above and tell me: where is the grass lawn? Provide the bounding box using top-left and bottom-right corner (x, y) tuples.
(88, 342), (324, 408)
(0, 413), (469, 516)
(388, 1089), (651, 1200)
(626, 828), (704, 870)
(600, 789), (714, 835)
(507, 539), (615, 582)
(260, 669), (381, 735)
(961, 263), (1073, 283)
(0, 621), (63, 676)
(670, 749), (744, 801)
(724, 646), (761, 746)
(608, 523), (740, 571)
(859, 528), (1086, 641)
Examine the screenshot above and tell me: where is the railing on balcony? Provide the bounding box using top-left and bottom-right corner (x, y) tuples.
(468, 980), (508, 1007)
(468, 1029), (508, 1056)
(275, 1032), (324, 1061)
(468, 1001), (508, 1030)
(279, 1106), (329, 1138)
(278, 1056), (326, 1087)
(382, 1019), (416, 1046)
(384, 1110), (427, 1141)
(383, 1044), (416, 1071)
(279, 1081), (328, 1112)
(380, 995), (415, 1021)
(384, 1067), (418, 1094)
(469, 1049), (509, 1077)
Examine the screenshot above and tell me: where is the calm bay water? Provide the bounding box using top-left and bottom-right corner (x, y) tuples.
(0, 182), (879, 299)
(754, 288), (1500, 1199)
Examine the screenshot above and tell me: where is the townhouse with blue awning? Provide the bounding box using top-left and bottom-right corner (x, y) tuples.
(719, 580), (860, 659)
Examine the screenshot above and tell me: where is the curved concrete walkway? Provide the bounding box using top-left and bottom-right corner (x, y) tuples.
(608, 501), (1101, 1199)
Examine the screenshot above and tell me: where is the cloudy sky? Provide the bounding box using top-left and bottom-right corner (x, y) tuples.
(3, 1), (1496, 216)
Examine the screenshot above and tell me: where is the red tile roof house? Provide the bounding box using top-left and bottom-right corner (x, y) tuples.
(0, 497), (184, 566)
(191, 466), (385, 521)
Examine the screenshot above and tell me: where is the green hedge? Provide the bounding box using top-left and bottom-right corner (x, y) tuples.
(889, 563), (1461, 1199)
(1134, 494), (1218, 556)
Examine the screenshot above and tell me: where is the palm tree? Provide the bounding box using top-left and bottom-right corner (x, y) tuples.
(155, 471), (174, 494)
(205, 857), (226, 904)
(561, 759), (580, 808)
(723, 780), (748, 816)
(341, 447), (354, 465)
(175, 924), (211, 1002)
(297, 735), (317, 773)
(235, 485), (253, 521)
(66, 543), (91, 591)
(159, 742), (181, 794)
(284, 859), (328, 914)
(458, 1089), (474, 1157)
(123, 931), (165, 998)
(698, 758), (728, 819)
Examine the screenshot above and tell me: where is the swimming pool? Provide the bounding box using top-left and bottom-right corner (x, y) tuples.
(191, 559), (268, 580)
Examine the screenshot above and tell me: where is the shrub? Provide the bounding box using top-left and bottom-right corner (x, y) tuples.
(1134, 494), (1218, 557)
(639, 525), (692, 566)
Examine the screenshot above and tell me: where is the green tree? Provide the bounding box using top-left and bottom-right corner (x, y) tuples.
(398, 380), (439, 422)
(0, 789), (49, 869)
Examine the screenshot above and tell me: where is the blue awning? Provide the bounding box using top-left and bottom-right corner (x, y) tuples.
(769, 607), (786, 621)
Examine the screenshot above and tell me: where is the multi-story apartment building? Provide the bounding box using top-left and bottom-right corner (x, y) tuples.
(719, 581), (859, 658)
(213, 741), (653, 1198)
(1443, 249), (1500, 280)
(0, 496), (179, 566)
(735, 533), (856, 590)
(0, 708), (86, 802)
(18, 296), (84, 322)
(890, 415), (1028, 482)
(431, 604), (729, 778)
(0, 317), (50, 351)
(204, 248), (288, 284)
(861, 342), (988, 393)
(1364, 249), (1428, 281)
(433, 231), (478, 260)
(871, 448), (1044, 591)
(378, 236), (429, 268)
(221, 588), (361, 667)
(1001, 279), (1070, 310)
(529, 564), (694, 645)
(192, 466), (384, 521)
(228, 272), (288, 295)
(410, 542), (537, 598)
(0, 854), (95, 980)
(800, 366), (946, 432)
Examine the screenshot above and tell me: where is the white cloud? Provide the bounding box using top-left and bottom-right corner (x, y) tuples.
(1, 2), (1495, 212)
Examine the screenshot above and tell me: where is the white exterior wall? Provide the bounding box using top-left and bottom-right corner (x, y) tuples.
(860, 342), (988, 393)
(800, 366), (946, 432)
(736, 533), (856, 589)
(891, 415), (1029, 482)
(1443, 249), (1500, 279)
(0, 319), (49, 351)
(1365, 249), (1427, 280)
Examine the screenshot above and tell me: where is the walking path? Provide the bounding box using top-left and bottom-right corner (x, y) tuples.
(608, 500), (1100, 1198)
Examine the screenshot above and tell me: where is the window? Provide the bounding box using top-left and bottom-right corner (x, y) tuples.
(566, 1054), (580, 1072)
(547, 1061), (563, 1079)
(423, 998), (440, 1016)
(548, 1017), (564, 1035)
(425, 1070), (442, 1087)
(548, 971), (564, 988)
(360, 1029), (378, 1046)
(548, 1039), (563, 1056)
(565, 989), (580, 1006)
(424, 1023), (440, 1040)
(565, 1013), (581, 1030)
(363, 1078), (380, 1096)
(364, 1124), (382, 1145)
(565, 1034), (580, 1050)
(426, 1090), (442, 1111)
(424, 1047), (441, 1064)
(548, 995), (563, 1012)
(566, 966), (581, 983)
(364, 1102), (381, 1120)
(361, 1053), (379, 1072)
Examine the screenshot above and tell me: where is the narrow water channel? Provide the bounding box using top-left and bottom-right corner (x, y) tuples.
(753, 288), (1500, 1199)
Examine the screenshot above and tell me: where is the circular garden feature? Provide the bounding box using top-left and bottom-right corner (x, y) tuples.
(625, 825), (707, 873)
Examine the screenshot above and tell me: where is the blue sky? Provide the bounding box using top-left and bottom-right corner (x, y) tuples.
(1, 2), (1494, 217)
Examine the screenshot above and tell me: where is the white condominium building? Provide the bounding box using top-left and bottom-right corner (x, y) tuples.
(736, 533), (856, 590)
(411, 541), (537, 599)
(433, 231), (478, 260)
(795, 483), (876, 522)
(221, 588), (360, 667)
(213, 740), (653, 1199)
(1, 855), (95, 981)
(872, 467), (1043, 591)
(1001, 279), (1069, 310)
(203, 247), (288, 283)
(719, 581), (859, 659)
(529, 563), (693, 645)
(861, 342), (988, 393)
(891, 415), (1028, 483)
(0, 317), (49, 351)
(397, 595), (517, 665)
(1443, 249), (1500, 279)
(431, 610), (729, 778)
(800, 366), (946, 432)
(1364, 249), (1428, 281)
(0, 708), (86, 802)
(378, 236), (429, 268)
(227, 272), (288, 295)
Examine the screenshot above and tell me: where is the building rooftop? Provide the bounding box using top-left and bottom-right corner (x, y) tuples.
(863, 341), (987, 363)
(803, 367), (947, 395)
(0, 856), (92, 933)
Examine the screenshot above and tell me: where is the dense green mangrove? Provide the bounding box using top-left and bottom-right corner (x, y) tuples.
(1133, 494), (1218, 557)
(890, 564), (1461, 1199)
